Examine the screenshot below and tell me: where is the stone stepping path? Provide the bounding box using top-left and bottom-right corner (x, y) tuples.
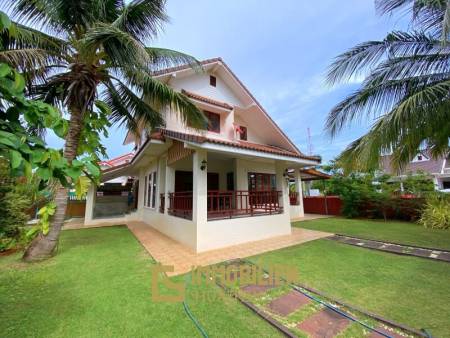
(368, 326), (405, 338)
(267, 290), (311, 317)
(231, 259), (422, 338)
(240, 284), (275, 295)
(328, 235), (450, 262)
(297, 307), (351, 338)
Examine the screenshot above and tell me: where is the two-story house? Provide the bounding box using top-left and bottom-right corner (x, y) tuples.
(84, 58), (321, 252)
(381, 150), (450, 191)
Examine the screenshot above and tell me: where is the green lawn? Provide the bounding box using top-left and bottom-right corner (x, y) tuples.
(0, 226), (281, 338)
(294, 217), (450, 250)
(250, 239), (450, 338)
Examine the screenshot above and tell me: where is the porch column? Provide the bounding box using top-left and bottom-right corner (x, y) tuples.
(157, 157), (166, 212)
(84, 184), (96, 224)
(275, 163), (290, 214)
(137, 169), (146, 210)
(164, 158), (174, 215)
(294, 168), (305, 218)
(192, 149), (208, 224)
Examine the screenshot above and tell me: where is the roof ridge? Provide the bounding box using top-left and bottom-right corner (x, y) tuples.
(151, 57), (222, 77)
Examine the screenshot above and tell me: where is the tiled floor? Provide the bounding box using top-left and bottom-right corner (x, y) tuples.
(127, 221), (332, 276)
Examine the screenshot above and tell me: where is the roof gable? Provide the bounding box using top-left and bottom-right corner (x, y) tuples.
(154, 58), (306, 156)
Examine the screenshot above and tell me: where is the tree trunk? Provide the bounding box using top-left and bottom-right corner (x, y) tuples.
(23, 109), (83, 262)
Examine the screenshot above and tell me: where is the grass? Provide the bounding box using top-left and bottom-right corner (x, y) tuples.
(294, 217), (450, 250)
(250, 239), (450, 338)
(0, 226), (282, 338)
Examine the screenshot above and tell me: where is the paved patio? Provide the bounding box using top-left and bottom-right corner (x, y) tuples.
(127, 221), (332, 276)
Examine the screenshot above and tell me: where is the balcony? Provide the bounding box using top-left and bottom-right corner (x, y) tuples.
(165, 190), (283, 221)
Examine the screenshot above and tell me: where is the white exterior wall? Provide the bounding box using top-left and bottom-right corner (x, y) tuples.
(138, 158), (198, 250)
(169, 72), (243, 107)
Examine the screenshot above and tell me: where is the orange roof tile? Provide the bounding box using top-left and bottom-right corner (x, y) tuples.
(181, 89), (233, 110)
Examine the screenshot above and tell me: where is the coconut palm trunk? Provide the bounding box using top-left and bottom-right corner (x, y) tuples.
(23, 109), (83, 261)
(3, 0), (207, 261)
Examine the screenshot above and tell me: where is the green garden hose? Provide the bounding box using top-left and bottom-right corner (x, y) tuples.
(182, 301), (209, 338)
(183, 274), (209, 338)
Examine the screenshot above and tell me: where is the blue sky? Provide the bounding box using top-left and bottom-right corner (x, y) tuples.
(47, 1), (407, 163)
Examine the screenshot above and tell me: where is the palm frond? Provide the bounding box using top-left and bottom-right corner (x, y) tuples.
(336, 78), (450, 171)
(105, 78), (165, 131)
(326, 71), (449, 135)
(4, 0), (65, 35)
(113, 0), (168, 42)
(145, 47), (201, 72)
(326, 31), (439, 85)
(82, 23), (149, 68)
(120, 68), (206, 128)
(376, 0), (449, 38)
(367, 52), (450, 82)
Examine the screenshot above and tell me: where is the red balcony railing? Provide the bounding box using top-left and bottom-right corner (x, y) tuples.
(167, 190), (283, 221)
(168, 191), (193, 219)
(289, 192), (299, 205)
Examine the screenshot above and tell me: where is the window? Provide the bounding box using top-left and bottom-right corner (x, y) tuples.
(204, 111), (220, 133)
(417, 155), (423, 161)
(151, 171), (157, 208)
(143, 175), (148, 205)
(248, 173), (276, 191)
(209, 75), (216, 87)
(239, 126), (247, 141)
(145, 171), (157, 208)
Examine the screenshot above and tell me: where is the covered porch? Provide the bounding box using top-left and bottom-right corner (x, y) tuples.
(84, 131), (320, 252)
(152, 141), (308, 222)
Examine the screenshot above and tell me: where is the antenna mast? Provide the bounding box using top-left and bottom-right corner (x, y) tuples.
(307, 127), (313, 156)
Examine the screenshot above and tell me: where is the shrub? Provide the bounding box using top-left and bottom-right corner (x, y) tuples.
(419, 195), (450, 230)
(0, 161), (32, 251)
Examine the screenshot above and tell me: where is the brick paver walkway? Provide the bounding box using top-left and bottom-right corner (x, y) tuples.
(328, 234), (450, 263)
(127, 221), (332, 276)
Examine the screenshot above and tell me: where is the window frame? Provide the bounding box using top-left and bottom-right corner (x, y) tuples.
(144, 170), (158, 209)
(204, 111), (221, 133)
(239, 126), (247, 141)
(209, 75), (217, 87)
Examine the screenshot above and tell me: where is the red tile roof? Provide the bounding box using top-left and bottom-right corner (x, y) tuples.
(99, 152), (134, 167)
(181, 89), (233, 110)
(158, 129), (320, 162)
(300, 168), (331, 180)
(151, 58), (222, 77)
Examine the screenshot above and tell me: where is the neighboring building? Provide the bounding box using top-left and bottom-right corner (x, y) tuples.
(84, 58), (321, 252)
(380, 151), (450, 191)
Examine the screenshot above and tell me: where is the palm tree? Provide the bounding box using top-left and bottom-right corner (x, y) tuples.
(326, 0), (450, 172)
(2, 0), (206, 261)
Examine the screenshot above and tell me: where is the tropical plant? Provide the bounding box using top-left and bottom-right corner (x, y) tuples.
(326, 0), (450, 172)
(0, 160), (31, 251)
(419, 194), (450, 229)
(1, 1), (206, 261)
(402, 170), (435, 195)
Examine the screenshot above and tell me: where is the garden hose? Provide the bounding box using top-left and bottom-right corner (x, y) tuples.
(183, 274), (209, 338)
